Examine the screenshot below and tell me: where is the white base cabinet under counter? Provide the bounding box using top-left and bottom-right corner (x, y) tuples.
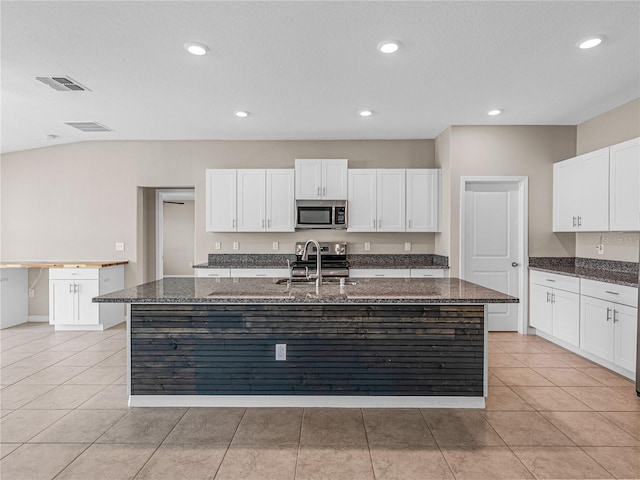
(49, 265), (125, 331)
(580, 278), (637, 374)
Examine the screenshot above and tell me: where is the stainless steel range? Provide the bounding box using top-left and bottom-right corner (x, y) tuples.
(290, 242), (349, 279)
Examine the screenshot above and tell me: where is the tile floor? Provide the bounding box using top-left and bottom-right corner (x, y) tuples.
(1, 323), (639, 480)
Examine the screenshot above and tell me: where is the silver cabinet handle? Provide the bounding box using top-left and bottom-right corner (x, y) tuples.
(573, 216), (577, 227)
(546, 279), (556, 282)
(374, 274), (385, 277)
(606, 307), (611, 322)
(323, 187), (326, 196)
(577, 216), (582, 227)
(372, 219), (376, 229)
(69, 283), (73, 294)
(511, 262), (519, 267)
(551, 293), (555, 303)
(605, 291), (619, 295)
(262, 219), (265, 228)
(613, 309), (619, 323)
(232, 219), (236, 228)
(546, 292), (550, 303)
(317, 187), (320, 197)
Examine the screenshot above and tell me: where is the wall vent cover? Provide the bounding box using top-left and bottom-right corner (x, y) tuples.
(36, 76), (90, 92)
(64, 121), (113, 132)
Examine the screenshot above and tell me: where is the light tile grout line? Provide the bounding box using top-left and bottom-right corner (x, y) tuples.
(416, 407), (457, 480)
(210, 408), (247, 480)
(359, 408), (377, 480)
(293, 408), (305, 480)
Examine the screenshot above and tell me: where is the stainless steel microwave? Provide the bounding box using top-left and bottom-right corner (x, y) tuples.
(295, 200), (347, 229)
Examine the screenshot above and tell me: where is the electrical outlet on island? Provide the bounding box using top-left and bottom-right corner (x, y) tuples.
(596, 244), (604, 255)
(232, 242), (239, 251)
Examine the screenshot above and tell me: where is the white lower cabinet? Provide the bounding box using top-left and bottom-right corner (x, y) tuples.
(49, 266), (125, 331)
(349, 268), (410, 278)
(195, 268), (231, 278)
(529, 271), (580, 346)
(409, 269), (446, 278)
(196, 268), (289, 278)
(580, 279), (638, 373)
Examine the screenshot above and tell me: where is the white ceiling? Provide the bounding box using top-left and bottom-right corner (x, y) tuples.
(1, 1), (639, 154)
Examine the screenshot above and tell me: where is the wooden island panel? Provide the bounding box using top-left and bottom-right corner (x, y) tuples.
(130, 303), (484, 397)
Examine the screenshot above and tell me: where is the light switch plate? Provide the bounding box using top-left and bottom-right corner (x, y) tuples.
(364, 242), (371, 251)
(273, 241), (279, 251)
(115, 242), (125, 251)
(215, 242), (221, 250)
(596, 244), (604, 255)
(405, 242), (411, 251)
(232, 242), (239, 251)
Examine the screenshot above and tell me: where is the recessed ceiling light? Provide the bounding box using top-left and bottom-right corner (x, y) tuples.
(377, 41), (400, 54)
(487, 109), (502, 116)
(359, 110), (373, 117)
(184, 42), (210, 56)
(577, 36), (605, 49)
(234, 111), (249, 118)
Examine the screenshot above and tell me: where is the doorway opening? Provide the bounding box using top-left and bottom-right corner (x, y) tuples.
(460, 177), (528, 333)
(156, 189), (195, 279)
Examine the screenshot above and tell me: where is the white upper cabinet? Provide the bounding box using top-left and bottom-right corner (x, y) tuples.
(347, 169), (377, 232)
(553, 147), (609, 232)
(206, 169), (294, 232)
(609, 137), (640, 231)
(237, 170), (266, 232)
(206, 169), (237, 232)
(377, 169), (406, 232)
(266, 169), (295, 232)
(406, 169), (441, 232)
(295, 159), (348, 200)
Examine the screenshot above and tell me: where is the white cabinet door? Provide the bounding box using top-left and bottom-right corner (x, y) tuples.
(580, 148), (609, 231)
(580, 295), (614, 362)
(295, 159), (322, 199)
(206, 169), (237, 232)
(50, 280), (75, 325)
(377, 169), (405, 232)
(529, 282), (553, 334)
(266, 169), (295, 232)
(553, 158), (582, 232)
(410, 269), (446, 278)
(349, 269), (410, 278)
(613, 304), (637, 372)
(406, 169), (440, 232)
(552, 289), (580, 347)
(76, 279), (99, 325)
(347, 169), (376, 232)
(610, 137), (640, 231)
(195, 268), (231, 278)
(237, 170), (266, 231)
(322, 159), (348, 199)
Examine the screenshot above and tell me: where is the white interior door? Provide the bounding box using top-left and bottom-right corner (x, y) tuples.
(463, 181), (522, 331)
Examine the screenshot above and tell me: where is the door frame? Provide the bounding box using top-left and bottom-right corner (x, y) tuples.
(460, 176), (529, 334)
(156, 189), (195, 280)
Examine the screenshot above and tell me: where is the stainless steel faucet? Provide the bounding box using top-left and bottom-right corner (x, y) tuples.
(301, 239), (322, 290)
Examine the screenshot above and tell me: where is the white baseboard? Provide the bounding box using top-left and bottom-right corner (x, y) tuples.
(129, 395), (486, 409)
(28, 315), (49, 323)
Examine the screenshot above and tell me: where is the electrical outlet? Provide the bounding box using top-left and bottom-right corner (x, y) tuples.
(364, 242), (371, 251)
(405, 242), (411, 251)
(273, 241), (279, 251)
(232, 242), (239, 251)
(115, 242), (125, 251)
(275, 343), (287, 361)
(596, 244), (604, 255)
(28, 289), (34, 298)
(215, 242), (221, 250)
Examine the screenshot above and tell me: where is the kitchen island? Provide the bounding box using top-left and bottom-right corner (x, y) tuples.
(95, 277), (517, 408)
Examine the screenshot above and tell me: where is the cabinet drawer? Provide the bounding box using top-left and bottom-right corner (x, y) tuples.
(529, 270), (579, 293)
(349, 268), (410, 278)
(410, 268), (445, 278)
(231, 269), (289, 278)
(195, 268), (231, 278)
(49, 268), (100, 280)
(581, 278), (638, 307)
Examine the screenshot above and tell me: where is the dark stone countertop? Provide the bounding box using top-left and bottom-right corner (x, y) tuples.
(528, 257), (638, 288)
(94, 277), (517, 305)
(194, 254), (449, 270)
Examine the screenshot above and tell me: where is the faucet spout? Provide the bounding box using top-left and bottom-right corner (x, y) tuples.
(301, 239), (322, 291)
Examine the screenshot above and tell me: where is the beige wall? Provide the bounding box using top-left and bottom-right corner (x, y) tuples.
(436, 126), (577, 276)
(574, 99), (640, 262)
(163, 200), (195, 276)
(1, 139), (435, 311)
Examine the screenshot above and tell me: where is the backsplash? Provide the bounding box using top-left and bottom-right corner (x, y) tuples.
(529, 257), (638, 275)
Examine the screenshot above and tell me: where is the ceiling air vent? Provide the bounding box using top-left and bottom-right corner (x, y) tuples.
(36, 76), (90, 92)
(64, 121), (113, 133)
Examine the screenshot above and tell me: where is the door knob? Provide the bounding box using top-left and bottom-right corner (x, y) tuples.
(511, 262), (520, 267)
